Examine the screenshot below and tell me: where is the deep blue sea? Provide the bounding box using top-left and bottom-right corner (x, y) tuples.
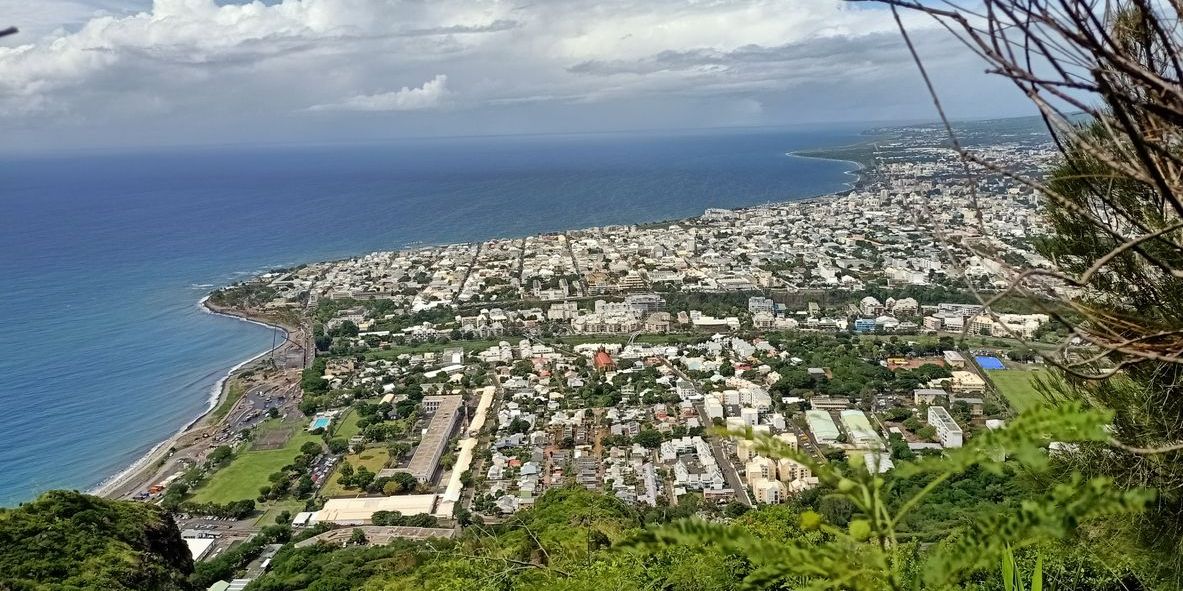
(0, 126), (862, 506)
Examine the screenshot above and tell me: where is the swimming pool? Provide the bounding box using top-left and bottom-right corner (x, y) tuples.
(309, 416), (331, 430)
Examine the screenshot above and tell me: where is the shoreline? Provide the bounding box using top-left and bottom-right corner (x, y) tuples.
(785, 152), (867, 190)
(89, 296), (295, 499)
(85, 141), (876, 503)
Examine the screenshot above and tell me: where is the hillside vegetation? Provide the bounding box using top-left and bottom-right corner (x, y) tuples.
(0, 491), (195, 591)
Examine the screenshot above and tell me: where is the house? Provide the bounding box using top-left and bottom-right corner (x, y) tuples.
(913, 388), (946, 405)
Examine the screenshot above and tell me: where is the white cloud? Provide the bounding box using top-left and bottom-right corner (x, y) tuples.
(310, 74), (449, 111)
(0, 0), (1028, 148)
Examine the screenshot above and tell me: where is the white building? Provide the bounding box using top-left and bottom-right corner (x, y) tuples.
(928, 405), (964, 448)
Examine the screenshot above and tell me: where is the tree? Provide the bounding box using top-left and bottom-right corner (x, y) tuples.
(348, 528), (368, 546)
(723, 501), (750, 519)
(208, 445), (233, 465)
(634, 429), (663, 449)
(293, 475), (313, 497)
(874, 4), (1183, 579)
(0, 491), (196, 591)
(508, 417), (531, 434)
(352, 467), (375, 490)
(328, 438), (349, 454)
(916, 425), (938, 442)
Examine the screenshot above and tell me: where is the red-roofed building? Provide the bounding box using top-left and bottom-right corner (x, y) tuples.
(593, 349), (616, 371)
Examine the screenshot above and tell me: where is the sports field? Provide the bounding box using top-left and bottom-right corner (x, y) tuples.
(990, 369), (1048, 413)
(190, 419), (321, 504)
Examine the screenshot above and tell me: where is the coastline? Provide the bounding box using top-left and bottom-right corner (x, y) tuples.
(89, 296), (295, 499)
(82, 140), (874, 503)
(785, 152), (867, 191)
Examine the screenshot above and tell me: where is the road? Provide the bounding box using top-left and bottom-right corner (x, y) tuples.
(657, 357), (753, 506)
(103, 374), (301, 501)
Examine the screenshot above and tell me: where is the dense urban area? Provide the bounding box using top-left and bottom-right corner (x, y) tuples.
(27, 119), (1085, 590)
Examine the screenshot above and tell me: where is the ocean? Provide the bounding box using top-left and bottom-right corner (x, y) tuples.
(0, 126), (863, 506)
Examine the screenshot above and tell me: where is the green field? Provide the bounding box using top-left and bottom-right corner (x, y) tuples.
(989, 369), (1049, 413)
(331, 408), (363, 440)
(190, 420), (322, 504)
(320, 448), (390, 498)
(253, 500), (305, 527)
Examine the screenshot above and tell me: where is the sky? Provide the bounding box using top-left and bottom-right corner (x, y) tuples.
(0, 0), (1035, 150)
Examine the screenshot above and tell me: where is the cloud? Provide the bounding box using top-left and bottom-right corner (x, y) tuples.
(0, 0), (1031, 149)
(310, 74), (450, 111)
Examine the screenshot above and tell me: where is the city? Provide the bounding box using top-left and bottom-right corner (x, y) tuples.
(127, 121), (1068, 588)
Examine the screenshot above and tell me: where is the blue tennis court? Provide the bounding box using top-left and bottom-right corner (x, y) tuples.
(975, 355), (1005, 370)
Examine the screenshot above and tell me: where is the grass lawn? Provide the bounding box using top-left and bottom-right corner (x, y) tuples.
(253, 499), (305, 527)
(190, 419), (322, 504)
(990, 369), (1049, 413)
(320, 448), (390, 498)
(332, 408), (363, 440)
(209, 379), (246, 422)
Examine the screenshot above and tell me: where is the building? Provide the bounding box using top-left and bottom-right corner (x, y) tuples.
(805, 410), (841, 445)
(950, 371), (986, 395)
(891, 297), (919, 316)
(923, 316), (943, 331)
(859, 296), (883, 317)
(809, 395), (848, 410)
(943, 350), (966, 368)
(928, 405), (964, 448)
(406, 395), (463, 483)
(625, 293), (666, 313)
(593, 349), (616, 371)
(853, 318), (877, 333)
(744, 456), (776, 484)
(311, 495), (439, 525)
(969, 314), (994, 335)
(751, 478), (788, 504)
(703, 397), (724, 420)
(776, 458), (811, 482)
(913, 388), (946, 405)
(748, 296), (775, 314)
(839, 410), (884, 449)
(185, 538), (215, 562)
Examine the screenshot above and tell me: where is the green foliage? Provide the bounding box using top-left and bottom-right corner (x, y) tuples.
(192, 525), (290, 588)
(626, 404), (1151, 590)
(1001, 546), (1041, 591)
(0, 491), (195, 591)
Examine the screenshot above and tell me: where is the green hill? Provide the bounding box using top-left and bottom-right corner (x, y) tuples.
(0, 491), (195, 591)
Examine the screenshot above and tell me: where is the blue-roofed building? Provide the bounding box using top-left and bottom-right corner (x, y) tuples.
(854, 318), (877, 333)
